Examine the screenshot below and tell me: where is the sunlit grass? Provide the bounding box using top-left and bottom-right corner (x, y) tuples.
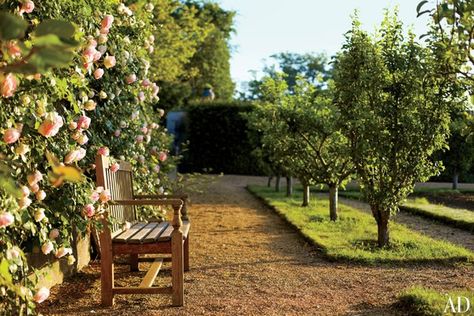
(398, 287), (474, 316)
(248, 185), (474, 265)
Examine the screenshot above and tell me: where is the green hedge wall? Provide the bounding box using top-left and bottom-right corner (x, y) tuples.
(179, 101), (264, 175)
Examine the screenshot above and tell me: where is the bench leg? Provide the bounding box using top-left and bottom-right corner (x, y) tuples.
(101, 246), (114, 306)
(184, 236), (190, 272)
(130, 254), (139, 272)
(171, 230), (184, 306)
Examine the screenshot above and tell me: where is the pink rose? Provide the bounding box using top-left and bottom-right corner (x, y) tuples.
(138, 91), (145, 102)
(93, 51), (102, 62)
(27, 170), (43, 186)
(103, 56), (116, 69)
(29, 183), (39, 193)
(77, 115), (91, 130)
(135, 135), (144, 143)
(142, 79), (151, 87)
(113, 129), (121, 137)
(99, 189), (111, 203)
(68, 121), (78, 130)
(76, 134), (89, 145)
(153, 165), (160, 173)
(151, 83), (159, 97)
(88, 38), (97, 48)
(21, 186), (30, 197)
(64, 150), (77, 164)
(101, 15), (114, 33)
(18, 197), (32, 210)
(41, 241), (54, 255)
(38, 112), (63, 138)
(94, 68), (104, 80)
(0, 212), (14, 228)
(83, 204), (95, 217)
(82, 46), (97, 64)
(3, 127), (20, 144)
(55, 246), (71, 258)
(35, 190), (46, 201)
(140, 127), (148, 134)
(76, 148), (86, 161)
(34, 208), (45, 222)
(49, 228), (60, 239)
(33, 287), (50, 304)
(110, 162), (120, 173)
(7, 42), (21, 58)
(126, 74), (137, 84)
(97, 147), (109, 156)
(90, 191), (99, 202)
(158, 152), (167, 162)
(20, 0), (35, 14)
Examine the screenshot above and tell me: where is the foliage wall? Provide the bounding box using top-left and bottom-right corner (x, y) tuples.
(0, 0), (177, 313)
(179, 101), (265, 175)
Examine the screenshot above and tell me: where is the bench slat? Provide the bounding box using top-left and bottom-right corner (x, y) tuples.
(143, 222), (169, 242)
(157, 221), (190, 241)
(127, 223), (159, 243)
(113, 223), (146, 242)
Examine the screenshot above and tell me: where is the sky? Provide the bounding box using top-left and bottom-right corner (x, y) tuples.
(217, 0), (432, 90)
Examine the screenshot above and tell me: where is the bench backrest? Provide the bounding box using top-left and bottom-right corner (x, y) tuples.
(95, 154), (136, 233)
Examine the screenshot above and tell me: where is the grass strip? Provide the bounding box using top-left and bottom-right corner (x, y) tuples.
(398, 286), (474, 316)
(338, 192), (474, 233)
(248, 185), (474, 265)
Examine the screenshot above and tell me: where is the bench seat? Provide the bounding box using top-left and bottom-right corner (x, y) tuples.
(113, 221), (191, 244)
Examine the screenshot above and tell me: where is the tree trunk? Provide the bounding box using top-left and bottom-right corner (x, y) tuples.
(372, 207), (390, 247)
(302, 183), (310, 207)
(286, 177), (293, 197)
(452, 172), (459, 190)
(275, 175), (281, 192)
(267, 176), (273, 187)
(329, 184), (338, 221)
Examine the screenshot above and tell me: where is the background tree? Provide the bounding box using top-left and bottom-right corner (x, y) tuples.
(333, 12), (454, 247)
(157, 0), (235, 108)
(417, 0), (474, 83)
(248, 74), (353, 216)
(242, 52), (330, 100)
(436, 111), (474, 189)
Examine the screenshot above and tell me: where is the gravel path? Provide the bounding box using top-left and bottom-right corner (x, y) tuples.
(39, 175), (473, 316)
(336, 196), (474, 252)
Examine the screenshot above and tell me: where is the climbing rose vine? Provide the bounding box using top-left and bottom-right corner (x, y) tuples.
(0, 0), (176, 314)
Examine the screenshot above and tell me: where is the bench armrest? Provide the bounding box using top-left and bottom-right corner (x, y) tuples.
(113, 199), (183, 207)
(134, 194), (188, 200)
(112, 199), (183, 230)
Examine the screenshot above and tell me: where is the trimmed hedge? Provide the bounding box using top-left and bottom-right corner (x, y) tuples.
(179, 101), (265, 175)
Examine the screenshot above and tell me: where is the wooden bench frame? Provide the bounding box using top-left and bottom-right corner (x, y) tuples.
(95, 154), (190, 307)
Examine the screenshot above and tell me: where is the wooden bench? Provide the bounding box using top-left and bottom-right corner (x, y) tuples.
(95, 154), (190, 307)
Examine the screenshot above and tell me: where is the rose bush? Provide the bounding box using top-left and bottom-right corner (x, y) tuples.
(0, 0), (176, 314)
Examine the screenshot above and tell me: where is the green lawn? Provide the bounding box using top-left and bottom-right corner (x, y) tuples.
(248, 185), (474, 265)
(398, 287), (474, 316)
(338, 191), (474, 232)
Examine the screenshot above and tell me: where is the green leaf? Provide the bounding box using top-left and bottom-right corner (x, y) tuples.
(32, 34), (63, 46)
(416, 1), (429, 14)
(28, 47), (74, 72)
(0, 12), (28, 40)
(0, 259), (12, 283)
(35, 20), (76, 39)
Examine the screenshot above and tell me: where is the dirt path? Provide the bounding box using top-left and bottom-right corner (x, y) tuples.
(39, 176), (473, 316)
(336, 196), (474, 252)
